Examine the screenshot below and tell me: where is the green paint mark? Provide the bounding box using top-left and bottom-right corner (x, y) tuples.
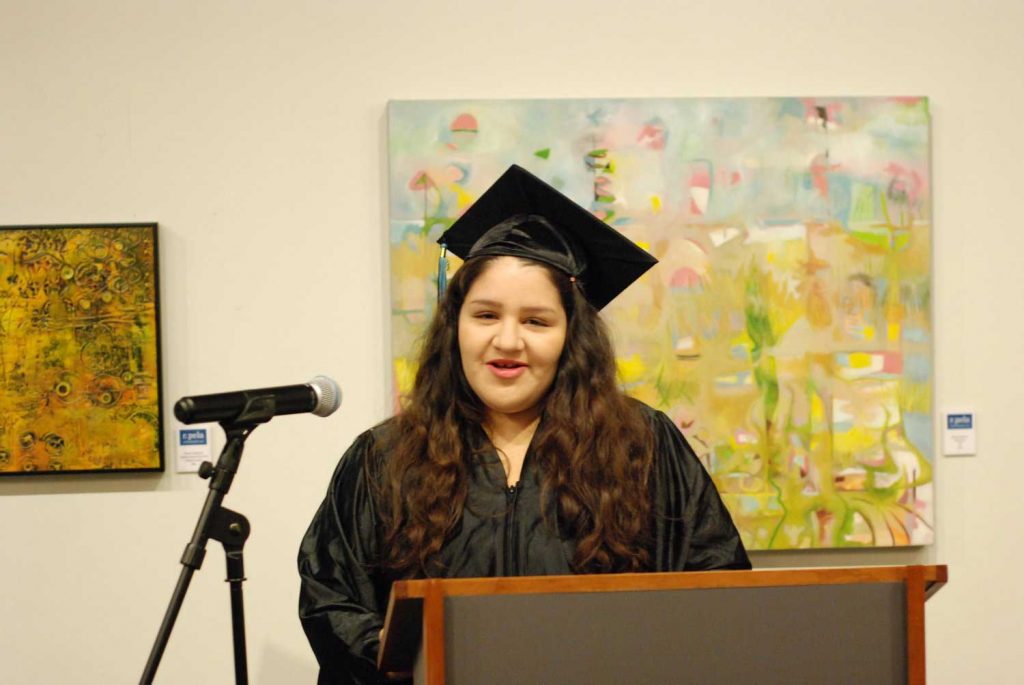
(534, 148), (550, 159)
(849, 229), (890, 249)
(849, 183), (876, 225)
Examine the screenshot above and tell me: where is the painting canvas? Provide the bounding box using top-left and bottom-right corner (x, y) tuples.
(387, 98), (932, 549)
(0, 224), (163, 475)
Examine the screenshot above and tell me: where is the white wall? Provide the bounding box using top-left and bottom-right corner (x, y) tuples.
(1, 0), (1021, 682)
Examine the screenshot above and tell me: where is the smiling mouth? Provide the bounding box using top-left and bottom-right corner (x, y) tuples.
(488, 360), (526, 369)
(486, 360), (527, 378)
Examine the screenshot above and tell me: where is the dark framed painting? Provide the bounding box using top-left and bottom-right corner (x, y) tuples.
(0, 223), (164, 476)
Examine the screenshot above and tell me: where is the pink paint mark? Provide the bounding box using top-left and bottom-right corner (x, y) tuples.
(593, 175), (614, 199)
(443, 164), (468, 184)
(809, 153), (840, 199)
(882, 352), (903, 374)
(884, 162), (927, 207)
(408, 170), (435, 191)
(802, 99), (844, 128)
(450, 113), (478, 133)
(715, 169), (743, 186)
(687, 163), (712, 215)
(669, 267), (702, 289)
(684, 238), (709, 255)
(637, 119), (667, 150)
(889, 96), (924, 105)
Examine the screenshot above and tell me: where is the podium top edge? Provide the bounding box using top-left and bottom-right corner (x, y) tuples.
(390, 564), (948, 600)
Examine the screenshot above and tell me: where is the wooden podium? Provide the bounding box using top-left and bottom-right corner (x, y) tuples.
(379, 565), (947, 685)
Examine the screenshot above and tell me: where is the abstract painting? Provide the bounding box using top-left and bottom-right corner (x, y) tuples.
(0, 224), (163, 475)
(387, 98), (932, 549)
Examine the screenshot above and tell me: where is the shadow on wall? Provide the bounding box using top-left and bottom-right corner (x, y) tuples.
(254, 642), (321, 684)
(0, 471), (164, 496)
(750, 545), (934, 569)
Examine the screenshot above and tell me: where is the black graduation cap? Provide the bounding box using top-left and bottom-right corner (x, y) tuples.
(437, 165), (657, 310)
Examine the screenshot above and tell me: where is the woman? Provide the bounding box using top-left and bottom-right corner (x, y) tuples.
(298, 165), (750, 684)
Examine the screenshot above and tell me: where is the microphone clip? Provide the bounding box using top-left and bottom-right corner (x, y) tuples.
(224, 393), (277, 428)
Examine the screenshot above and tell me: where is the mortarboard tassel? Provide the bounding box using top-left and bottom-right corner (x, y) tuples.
(436, 243), (449, 301)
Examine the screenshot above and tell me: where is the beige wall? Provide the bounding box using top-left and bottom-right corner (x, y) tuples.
(1, 0), (1021, 682)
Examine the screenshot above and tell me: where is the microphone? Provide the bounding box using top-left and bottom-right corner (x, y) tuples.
(173, 376), (341, 424)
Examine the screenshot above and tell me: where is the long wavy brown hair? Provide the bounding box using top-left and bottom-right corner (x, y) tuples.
(376, 256), (654, 576)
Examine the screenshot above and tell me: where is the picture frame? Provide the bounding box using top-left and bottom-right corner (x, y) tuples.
(0, 223), (164, 476)
(387, 97), (933, 549)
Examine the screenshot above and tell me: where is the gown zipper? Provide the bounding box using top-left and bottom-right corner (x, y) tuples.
(503, 483), (519, 576)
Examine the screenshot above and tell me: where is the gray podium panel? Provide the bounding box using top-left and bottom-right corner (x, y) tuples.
(439, 583), (905, 685)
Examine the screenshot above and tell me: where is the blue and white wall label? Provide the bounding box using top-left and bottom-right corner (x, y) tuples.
(176, 426), (214, 472)
(943, 410), (976, 457)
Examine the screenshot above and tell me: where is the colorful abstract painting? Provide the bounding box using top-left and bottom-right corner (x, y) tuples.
(0, 224), (163, 475)
(387, 98), (932, 549)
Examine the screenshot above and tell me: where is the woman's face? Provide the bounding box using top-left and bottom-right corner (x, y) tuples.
(458, 256), (568, 426)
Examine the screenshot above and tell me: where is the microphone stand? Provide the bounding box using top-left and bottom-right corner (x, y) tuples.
(140, 396), (276, 685)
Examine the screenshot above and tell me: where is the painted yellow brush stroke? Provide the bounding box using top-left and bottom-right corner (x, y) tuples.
(848, 352), (875, 368)
(616, 355), (646, 384)
(394, 357), (416, 398)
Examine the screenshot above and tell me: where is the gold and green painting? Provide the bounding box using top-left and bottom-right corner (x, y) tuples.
(0, 224), (163, 475)
(388, 98), (932, 549)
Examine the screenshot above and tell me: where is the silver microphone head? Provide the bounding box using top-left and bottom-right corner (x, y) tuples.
(309, 376), (342, 417)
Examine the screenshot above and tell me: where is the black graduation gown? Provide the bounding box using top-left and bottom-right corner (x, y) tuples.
(297, 402), (750, 684)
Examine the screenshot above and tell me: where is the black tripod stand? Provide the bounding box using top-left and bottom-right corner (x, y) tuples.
(140, 398), (275, 685)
